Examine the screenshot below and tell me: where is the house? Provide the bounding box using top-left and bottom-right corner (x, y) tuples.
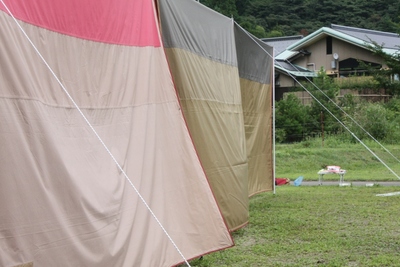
(263, 35), (317, 100)
(264, 24), (400, 100)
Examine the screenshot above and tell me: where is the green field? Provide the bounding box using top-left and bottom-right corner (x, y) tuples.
(182, 139), (400, 267)
(275, 138), (400, 182)
(187, 186), (400, 267)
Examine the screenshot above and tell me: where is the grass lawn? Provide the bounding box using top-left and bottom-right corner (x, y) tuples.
(187, 186), (400, 267)
(275, 139), (400, 182)
(178, 139), (400, 266)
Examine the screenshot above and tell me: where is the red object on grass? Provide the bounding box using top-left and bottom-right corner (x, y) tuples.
(275, 178), (290, 186)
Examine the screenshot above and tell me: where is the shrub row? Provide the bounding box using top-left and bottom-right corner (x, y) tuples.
(275, 73), (400, 144)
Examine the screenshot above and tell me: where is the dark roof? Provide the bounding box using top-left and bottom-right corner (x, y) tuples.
(262, 35), (303, 55)
(331, 24), (400, 49)
(275, 60), (311, 72)
(275, 59), (317, 77)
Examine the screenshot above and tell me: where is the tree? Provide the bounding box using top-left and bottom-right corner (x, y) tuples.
(201, 0), (238, 18)
(349, 102), (391, 141)
(307, 68), (342, 135)
(366, 42), (400, 96)
(275, 94), (311, 142)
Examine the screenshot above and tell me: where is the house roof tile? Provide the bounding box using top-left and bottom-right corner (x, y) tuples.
(331, 24), (400, 49)
(262, 35), (303, 55)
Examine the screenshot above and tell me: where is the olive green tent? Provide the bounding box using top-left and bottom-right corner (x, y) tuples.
(160, 0), (274, 230)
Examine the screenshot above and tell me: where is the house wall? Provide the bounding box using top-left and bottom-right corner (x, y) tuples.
(275, 72), (309, 101)
(293, 37), (387, 76)
(275, 73), (297, 101)
(278, 72), (298, 87)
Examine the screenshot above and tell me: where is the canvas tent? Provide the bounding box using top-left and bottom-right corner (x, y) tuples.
(0, 0), (273, 266)
(0, 0), (234, 266)
(160, 0), (274, 230)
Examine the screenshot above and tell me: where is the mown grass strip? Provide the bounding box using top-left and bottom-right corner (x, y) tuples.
(275, 141), (400, 181)
(187, 186), (400, 267)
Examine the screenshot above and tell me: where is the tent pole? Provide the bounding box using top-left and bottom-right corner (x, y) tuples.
(272, 48), (276, 194)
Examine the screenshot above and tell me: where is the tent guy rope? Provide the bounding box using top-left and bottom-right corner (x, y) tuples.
(235, 21), (400, 181)
(0, 0), (191, 265)
(274, 60), (400, 180)
(275, 61), (400, 180)
(284, 60), (400, 165)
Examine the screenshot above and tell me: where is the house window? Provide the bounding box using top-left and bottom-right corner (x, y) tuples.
(326, 36), (332, 55)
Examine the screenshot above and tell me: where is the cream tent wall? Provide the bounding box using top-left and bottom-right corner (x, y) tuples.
(159, 0), (274, 231)
(0, 0), (233, 266)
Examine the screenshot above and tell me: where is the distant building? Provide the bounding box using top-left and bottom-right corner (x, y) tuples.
(264, 24), (400, 100)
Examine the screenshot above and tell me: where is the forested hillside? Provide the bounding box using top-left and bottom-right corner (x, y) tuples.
(201, 0), (400, 37)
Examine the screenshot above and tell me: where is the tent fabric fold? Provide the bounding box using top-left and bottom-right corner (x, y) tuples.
(159, 0), (274, 231)
(0, 0), (234, 266)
